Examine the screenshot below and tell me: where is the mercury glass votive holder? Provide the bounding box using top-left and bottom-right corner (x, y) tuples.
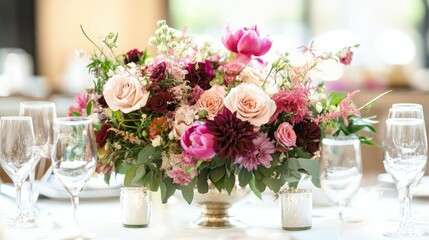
(281, 189), (312, 231)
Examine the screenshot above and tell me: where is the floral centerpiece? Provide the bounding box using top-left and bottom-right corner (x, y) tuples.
(69, 20), (378, 204)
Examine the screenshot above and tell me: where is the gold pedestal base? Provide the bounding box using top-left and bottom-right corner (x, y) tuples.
(194, 202), (242, 228)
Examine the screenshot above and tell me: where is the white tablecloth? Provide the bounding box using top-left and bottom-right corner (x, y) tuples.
(1, 186), (428, 240)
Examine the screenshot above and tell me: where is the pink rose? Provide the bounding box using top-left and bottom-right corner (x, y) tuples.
(196, 84), (227, 119)
(222, 24), (272, 57)
(224, 83), (276, 126)
(103, 74), (149, 113)
(173, 105), (196, 139)
(274, 122), (296, 148)
(180, 121), (215, 160)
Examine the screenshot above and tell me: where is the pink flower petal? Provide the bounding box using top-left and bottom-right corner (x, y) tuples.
(254, 37), (272, 56)
(237, 31), (261, 56)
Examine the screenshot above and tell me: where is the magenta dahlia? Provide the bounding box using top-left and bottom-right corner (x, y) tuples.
(205, 108), (257, 159)
(235, 133), (275, 171)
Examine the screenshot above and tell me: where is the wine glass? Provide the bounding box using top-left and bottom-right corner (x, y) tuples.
(384, 107), (428, 237)
(51, 117), (96, 235)
(19, 101), (56, 218)
(320, 136), (362, 220)
(0, 116), (36, 228)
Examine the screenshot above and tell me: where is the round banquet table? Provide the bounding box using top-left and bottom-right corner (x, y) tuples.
(1, 183), (429, 240)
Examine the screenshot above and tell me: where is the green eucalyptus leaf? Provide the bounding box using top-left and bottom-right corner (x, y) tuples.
(138, 144), (161, 164)
(224, 173), (236, 195)
(86, 101), (92, 116)
(256, 179), (267, 192)
(212, 177), (225, 192)
(178, 178), (197, 204)
(124, 166), (136, 187)
(327, 92), (347, 106)
(249, 176), (262, 200)
(209, 167), (226, 183)
(104, 173), (111, 185)
(160, 178), (176, 204)
(238, 169), (252, 187)
(197, 170), (209, 194)
(181, 187), (194, 205)
(262, 177), (282, 192)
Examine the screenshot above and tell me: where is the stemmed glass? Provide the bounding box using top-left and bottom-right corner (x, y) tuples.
(383, 106), (428, 237)
(320, 136), (363, 220)
(19, 101), (56, 218)
(0, 116), (36, 228)
(51, 117), (96, 235)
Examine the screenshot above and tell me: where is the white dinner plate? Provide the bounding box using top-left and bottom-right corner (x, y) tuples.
(1, 174), (123, 200)
(377, 173), (429, 197)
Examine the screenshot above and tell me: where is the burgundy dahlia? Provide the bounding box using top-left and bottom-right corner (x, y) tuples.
(206, 108), (257, 159)
(145, 91), (174, 113)
(293, 119), (321, 155)
(124, 48), (143, 64)
(185, 59), (214, 90)
(96, 123), (111, 148)
(150, 62), (167, 81)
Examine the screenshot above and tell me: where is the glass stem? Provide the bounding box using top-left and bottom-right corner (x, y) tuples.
(29, 163), (36, 210)
(398, 187), (412, 231)
(15, 182), (24, 223)
(71, 194), (80, 229)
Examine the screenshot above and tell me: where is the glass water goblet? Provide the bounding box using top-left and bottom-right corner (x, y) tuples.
(384, 107), (428, 237)
(389, 103), (426, 222)
(51, 117), (96, 235)
(0, 116), (36, 228)
(19, 101), (56, 218)
(320, 136), (362, 221)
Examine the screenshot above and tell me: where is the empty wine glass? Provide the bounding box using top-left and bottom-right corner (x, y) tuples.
(0, 116), (36, 228)
(320, 136), (362, 221)
(19, 101), (56, 218)
(51, 117), (96, 235)
(384, 107), (428, 237)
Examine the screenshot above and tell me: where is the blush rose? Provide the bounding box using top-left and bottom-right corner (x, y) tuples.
(196, 84), (226, 119)
(224, 83), (276, 126)
(103, 74), (149, 113)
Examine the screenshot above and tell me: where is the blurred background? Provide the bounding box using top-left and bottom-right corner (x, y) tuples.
(0, 0), (428, 180)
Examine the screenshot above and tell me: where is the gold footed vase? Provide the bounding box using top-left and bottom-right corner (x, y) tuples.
(193, 184), (250, 228)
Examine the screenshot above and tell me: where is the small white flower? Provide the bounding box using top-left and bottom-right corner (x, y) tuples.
(113, 142), (121, 150)
(168, 131), (175, 140)
(151, 135), (162, 147)
(148, 36), (157, 45)
(156, 20), (166, 27)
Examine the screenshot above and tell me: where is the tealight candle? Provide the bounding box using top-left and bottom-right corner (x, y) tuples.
(121, 187), (151, 228)
(281, 189), (312, 231)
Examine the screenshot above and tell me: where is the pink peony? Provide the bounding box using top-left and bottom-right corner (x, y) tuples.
(180, 121), (216, 160)
(274, 122), (296, 148)
(222, 24), (272, 57)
